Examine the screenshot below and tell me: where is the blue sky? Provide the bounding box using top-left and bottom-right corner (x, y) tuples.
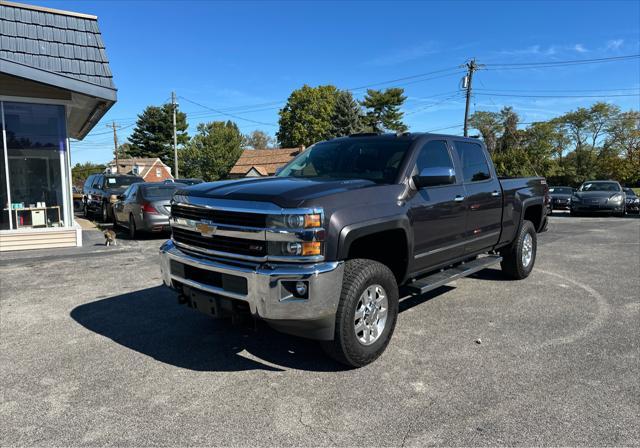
(34, 0), (640, 164)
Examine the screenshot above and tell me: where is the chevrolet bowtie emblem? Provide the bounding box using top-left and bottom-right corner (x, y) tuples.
(196, 221), (217, 237)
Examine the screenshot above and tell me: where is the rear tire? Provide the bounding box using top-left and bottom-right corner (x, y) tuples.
(128, 214), (137, 239)
(101, 202), (109, 222)
(500, 220), (537, 280)
(321, 259), (399, 368)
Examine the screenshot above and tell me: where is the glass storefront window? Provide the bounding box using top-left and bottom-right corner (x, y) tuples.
(1, 101), (68, 229)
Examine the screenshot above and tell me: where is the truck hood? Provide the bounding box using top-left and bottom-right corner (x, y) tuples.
(178, 177), (380, 208)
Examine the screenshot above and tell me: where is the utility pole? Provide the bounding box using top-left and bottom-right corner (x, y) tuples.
(172, 91), (179, 179)
(106, 121), (121, 172)
(462, 58), (482, 137)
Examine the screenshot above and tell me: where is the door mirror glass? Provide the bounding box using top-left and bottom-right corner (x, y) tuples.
(413, 167), (455, 188)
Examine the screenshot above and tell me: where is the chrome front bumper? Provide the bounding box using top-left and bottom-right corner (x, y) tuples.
(159, 240), (344, 339)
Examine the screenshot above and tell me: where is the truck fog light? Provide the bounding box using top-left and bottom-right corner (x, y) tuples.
(281, 280), (309, 300)
(295, 281), (308, 296)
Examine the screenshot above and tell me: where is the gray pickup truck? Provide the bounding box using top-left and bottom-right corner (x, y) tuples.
(160, 133), (548, 367)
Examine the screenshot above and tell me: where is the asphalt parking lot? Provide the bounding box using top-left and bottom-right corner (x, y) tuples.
(1, 215), (638, 446)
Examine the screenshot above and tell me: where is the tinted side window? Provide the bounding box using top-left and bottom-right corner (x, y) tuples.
(416, 140), (454, 172)
(454, 141), (491, 182)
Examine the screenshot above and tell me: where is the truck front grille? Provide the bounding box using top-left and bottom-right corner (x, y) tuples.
(172, 227), (267, 257)
(171, 204), (266, 227)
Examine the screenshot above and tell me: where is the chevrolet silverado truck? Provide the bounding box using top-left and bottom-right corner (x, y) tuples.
(160, 133), (548, 367)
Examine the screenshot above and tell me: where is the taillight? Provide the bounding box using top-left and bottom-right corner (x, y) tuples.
(141, 202), (158, 214)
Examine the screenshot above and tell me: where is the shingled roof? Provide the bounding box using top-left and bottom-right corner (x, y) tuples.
(0, 1), (116, 99)
(229, 147), (303, 177)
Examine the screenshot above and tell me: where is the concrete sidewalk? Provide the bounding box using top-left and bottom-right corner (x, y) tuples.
(0, 221), (140, 266)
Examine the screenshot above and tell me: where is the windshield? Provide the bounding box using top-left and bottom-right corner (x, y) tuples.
(550, 187), (573, 195)
(141, 184), (182, 199)
(579, 182), (621, 192)
(106, 176), (141, 188)
(623, 188), (637, 197)
(276, 138), (413, 184)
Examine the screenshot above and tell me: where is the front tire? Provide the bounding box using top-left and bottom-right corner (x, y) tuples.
(321, 259), (399, 368)
(500, 220), (537, 280)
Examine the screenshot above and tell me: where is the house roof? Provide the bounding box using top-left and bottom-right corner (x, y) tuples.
(108, 158), (169, 179)
(0, 1), (116, 96)
(230, 148), (302, 176)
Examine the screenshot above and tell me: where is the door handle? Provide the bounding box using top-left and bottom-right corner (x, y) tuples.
(491, 190), (501, 197)
(454, 195), (465, 202)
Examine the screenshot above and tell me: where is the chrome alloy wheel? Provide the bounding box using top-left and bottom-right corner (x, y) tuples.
(354, 284), (388, 346)
(522, 233), (533, 267)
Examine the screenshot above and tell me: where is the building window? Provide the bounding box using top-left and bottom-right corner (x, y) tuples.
(132, 165), (140, 175)
(1, 101), (68, 230)
(156, 167), (162, 177)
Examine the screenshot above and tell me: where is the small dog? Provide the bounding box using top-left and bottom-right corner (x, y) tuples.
(104, 229), (117, 246)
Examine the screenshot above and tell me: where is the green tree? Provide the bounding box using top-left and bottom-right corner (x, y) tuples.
(277, 85), (339, 147)
(128, 103), (188, 165)
(330, 90), (364, 137)
(469, 111), (502, 152)
(360, 88), (408, 133)
(602, 110), (640, 185)
(180, 121), (244, 181)
(498, 106), (521, 153)
(72, 162), (105, 187)
(244, 130), (275, 149)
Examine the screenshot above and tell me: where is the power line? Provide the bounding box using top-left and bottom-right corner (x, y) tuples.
(485, 54), (640, 67)
(474, 92), (640, 98)
(179, 95), (278, 126)
(475, 87), (640, 93)
(484, 54), (640, 71)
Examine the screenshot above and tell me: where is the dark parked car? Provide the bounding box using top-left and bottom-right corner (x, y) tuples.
(165, 178), (204, 186)
(159, 133), (548, 367)
(82, 173), (143, 221)
(113, 182), (184, 238)
(623, 187), (639, 214)
(547, 186), (575, 214)
(570, 180), (626, 217)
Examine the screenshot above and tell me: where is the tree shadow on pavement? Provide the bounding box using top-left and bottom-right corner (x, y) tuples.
(70, 285), (346, 373)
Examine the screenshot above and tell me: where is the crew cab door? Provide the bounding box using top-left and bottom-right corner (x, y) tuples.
(452, 140), (502, 254)
(407, 138), (467, 271)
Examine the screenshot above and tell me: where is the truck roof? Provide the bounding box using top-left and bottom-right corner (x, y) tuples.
(331, 132), (482, 143)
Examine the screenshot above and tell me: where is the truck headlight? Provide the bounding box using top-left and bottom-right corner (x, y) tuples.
(267, 213), (322, 229)
(268, 241), (322, 257)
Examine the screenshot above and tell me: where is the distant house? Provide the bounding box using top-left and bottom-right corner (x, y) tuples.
(106, 158), (173, 182)
(229, 147), (303, 178)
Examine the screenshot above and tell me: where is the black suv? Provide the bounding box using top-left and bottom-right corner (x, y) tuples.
(82, 173), (143, 221)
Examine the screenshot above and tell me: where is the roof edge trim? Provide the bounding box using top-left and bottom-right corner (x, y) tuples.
(1, 58), (117, 101)
(0, 1), (98, 20)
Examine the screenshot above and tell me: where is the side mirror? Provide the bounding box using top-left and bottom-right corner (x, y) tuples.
(412, 167), (455, 188)
(275, 166), (284, 176)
